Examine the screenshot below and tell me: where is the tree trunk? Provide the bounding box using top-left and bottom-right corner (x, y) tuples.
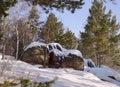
(2, 43), (6, 59)
(15, 27), (19, 60)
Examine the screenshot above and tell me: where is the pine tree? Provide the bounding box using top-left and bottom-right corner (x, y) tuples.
(40, 13), (76, 49)
(0, 0), (17, 20)
(27, 0), (84, 13)
(57, 28), (77, 49)
(28, 5), (40, 34)
(108, 16), (120, 66)
(40, 13), (63, 43)
(54, 26), (64, 44)
(79, 0), (120, 67)
(0, 0), (116, 18)
(0, 0), (17, 43)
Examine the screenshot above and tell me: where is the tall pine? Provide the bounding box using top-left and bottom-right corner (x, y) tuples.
(28, 5), (41, 41)
(40, 13), (63, 43)
(79, 0), (120, 67)
(109, 16), (120, 67)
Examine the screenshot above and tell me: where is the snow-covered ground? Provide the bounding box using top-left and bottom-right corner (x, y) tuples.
(0, 53), (15, 60)
(0, 43), (120, 87)
(85, 65), (120, 85)
(0, 59), (120, 87)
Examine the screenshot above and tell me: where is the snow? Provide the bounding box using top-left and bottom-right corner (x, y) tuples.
(25, 42), (83, 59)
(0, 53), (15, 60)
(84, 58), (96, 68)
(1, 42), (120, 87)
(63, 49), (83, 58)
(50, 49), (63, 56)
(0, 59), (120, 87)
(48, 43), (63, 51)
(48, 43), (83, 58)
(48, 42), (83, 59)
(24, 41), (47, 51)
(85, 65), (120, 86)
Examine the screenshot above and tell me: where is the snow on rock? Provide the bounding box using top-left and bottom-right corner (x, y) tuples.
(48, 43), (83, 58)
(47, 43), (84, 70)
(48, 43), (66, 56)
(49, 48), (63, 56)
(48, 43), (64, 51)
(24, 41), (83, 59)
(84, 58), (96, 68)
(63, 49), (83, 58)
(0, 60), (119, 87)
(24, 41), (47, 51)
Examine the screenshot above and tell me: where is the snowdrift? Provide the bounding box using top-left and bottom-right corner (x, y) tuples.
(0, 60), (119, 87)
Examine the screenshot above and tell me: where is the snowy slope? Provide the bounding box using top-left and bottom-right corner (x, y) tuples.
(0, 53), (15, 60)
(0, 60), (119, 87)
(85, 65), (120, 86)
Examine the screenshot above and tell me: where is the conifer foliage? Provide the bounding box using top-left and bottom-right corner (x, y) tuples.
(56, 28), (77, 49)
(0, 0), (17, 20)
(40, 13), (77, 49)
(28, 5), (41, 41)
(26, 0), (84, 13)
(79, 0), (120, 67)
(40, 13), (64, 43)
(28, 5), (40, 34)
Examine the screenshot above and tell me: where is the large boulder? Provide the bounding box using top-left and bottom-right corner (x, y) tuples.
(21, 42), (49, 67)
(48, 47), (84, 70)
(47, 43), (63, 68)
(61, 52), (84, 70)
(48, 43), (84, 70)
(21, 42), (84, 70)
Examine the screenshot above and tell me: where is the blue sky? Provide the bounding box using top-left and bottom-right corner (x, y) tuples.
(41, 0), (120, 37)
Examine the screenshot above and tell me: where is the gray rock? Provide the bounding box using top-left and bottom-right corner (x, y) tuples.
(21, 46), (49, 67)
(61, 53), (84, 70)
